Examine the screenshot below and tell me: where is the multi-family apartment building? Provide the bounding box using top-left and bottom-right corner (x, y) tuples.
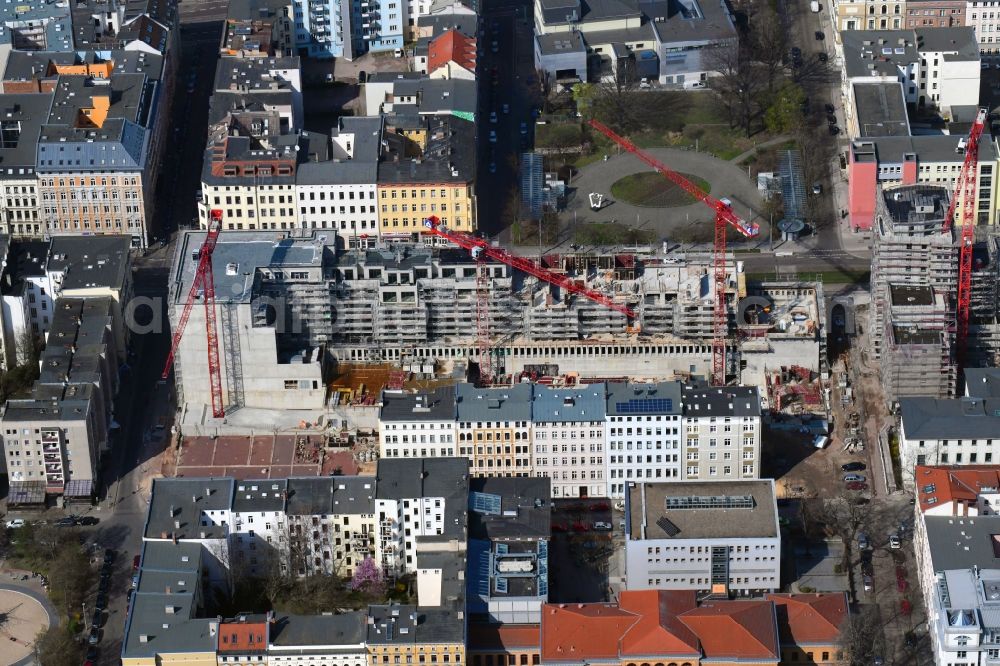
(377, 115), (477, 240)
(904, 0), (966, 28)
(532, 384), (607, 499)
(455, 383), (534, 479)
(0, 235), (132, 368)
(966, 0), (1000, 53)
(681, 384), (762, 482)
(605, 382), (683, 498)
(0, 94), (49, 238)
(0, 297), (123, 502)
(295, 116), (382, 242)
(835, 0), (908, 30)
(380, 385), (457, 459)
(624, 479), (781, 596)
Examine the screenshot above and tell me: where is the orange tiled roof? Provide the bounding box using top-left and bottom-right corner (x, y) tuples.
(618, 590), (700, 656)
(678, 600), (779, 660)
(766, 593), (848, 645)
(541, 603), (639, 661)
(218, 621), (268, 653)
(427, 30), (477, 74)
(469, 624), (540, 651)
(914, 465), (1000, 513)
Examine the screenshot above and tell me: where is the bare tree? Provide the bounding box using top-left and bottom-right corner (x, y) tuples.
(748, 8), (789, 94)
(592, 59), (645, 134)
(839, 604), (887, 665)
(705, 39), (764, 137)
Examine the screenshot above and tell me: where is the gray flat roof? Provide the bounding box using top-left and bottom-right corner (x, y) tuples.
(881, 185), (950, 226)
(535, 31), (586, 56)
(455, 383), (533, 422)
(469, 476), (552, 540)
(842, 30), (919, 78)
(628, 480), (778, 540)
(285, 476), (375, 515)
(145, 478), (235, 539)
(889, 284), (934, 306)
(900, 396), (1000, 440)
(917, 27), (980, 61)
(925, 515), (1000, 572)
(532, 384), (606, 422)
(380, 385), (456, 422)
(0, 93), (50, 177)
(48, 235), (131, 292)
(268, 613), (367, 647)
(854, 83), (910, 138)
(172, 230), (334, 305)
(852, 135), (997, 165)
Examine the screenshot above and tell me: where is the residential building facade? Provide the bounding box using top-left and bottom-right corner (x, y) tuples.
(531, 384), (607, 498)
(681, 384), (762, 482)
(605, 382), (683, 499)
(456, 383), (534, 479)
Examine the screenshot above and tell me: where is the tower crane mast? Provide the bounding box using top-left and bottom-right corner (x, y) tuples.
(586, 120), (760, 385)
(946, 107), (988, 372)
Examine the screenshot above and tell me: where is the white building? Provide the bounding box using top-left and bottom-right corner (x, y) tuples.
(624, 479), (781, 596)
(374, 457), (469, 576)
(967, 1), (1000, 53)
(898, 395), (1000, 488)
(531, 384), (607, 499)
(230, 479), (290, 578)
(295, 117), (381, 244)
(379, 385), (457, 459)
(605, 382), (683, 499)
(681, 384), (762, 482)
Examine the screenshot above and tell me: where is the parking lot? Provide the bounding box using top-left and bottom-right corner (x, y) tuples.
(547, 499), (624, 602)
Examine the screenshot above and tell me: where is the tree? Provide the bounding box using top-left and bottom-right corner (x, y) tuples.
(764, 84), (806, 134)
(839, 604), (886, 665)
(748, 7), (789, 94)
(591, 60), (645, 134)
(34, 626), (82, 666)
(47, 540), (91, 617)
(349, 556), (385, 597)
(705, 39), (764, 137)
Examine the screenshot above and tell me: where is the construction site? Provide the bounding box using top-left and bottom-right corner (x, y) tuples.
(868, 183), (1000, 406)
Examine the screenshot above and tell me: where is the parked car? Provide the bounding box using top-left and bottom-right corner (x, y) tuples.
(897, 577), (908, 592)
(846, 482), (868, 491)
(811, 182), (822, 195)
(842, 462), (866, 472)
(824, 103), (836, 115)
(843, 473), (866, 483)
(551, 523), (568, 533)
(593, 521), (612, 531)
(863, 574), (873, 592)
(901, 600), (913, 615)
(818, 52), (828, 62)
(571, 521), (589, 532)
(54, 517), (76, 527)
(829, 125), (841, 135)
(896, 565), (908, 580)
(5, 519), (24, 529)
(857, 533), (870, 550)
(815, 30), (825, 40)
(489, 111), (497, 124)
(589, 502), (610, 512)
(488, 130), (497, 143)
(889, 534), (901, 549)
(79, 516), (100, 526)
(88, 627), (100, 645)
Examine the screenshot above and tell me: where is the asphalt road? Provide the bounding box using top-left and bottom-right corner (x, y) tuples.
(476, 0), (537, 236)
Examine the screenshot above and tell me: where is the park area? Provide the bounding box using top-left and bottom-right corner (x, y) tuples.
(610, 172), (710, 207)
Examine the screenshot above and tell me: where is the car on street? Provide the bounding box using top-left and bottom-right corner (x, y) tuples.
(857, 532), (870, 550)
(491, 40), (498, 53)
(571, 521), (589, 532)
(829, 125), (840, 135)
(811, 182), (822, 195)
(489, 111), (497, 124)
(593, 521), (612, 531)
(489, 162), (496, 173)
(552, 523), (568, 532)
(78, 516), (99, 526)
(824, 103), (835, 114)
(818, 52), (828, 62)
(846, 482), (868, 491)
(841, 462), (866, 472)
(88, 627), (100, 645)
(502, 103), (509, 114)
(488, 130), (497, 143)
(790, 46), (802, 59)
(519, 121), (527, 135)
(133, 555), (141, 571)
(54, 517), (76, 527)
(863, 574), (873, 592)
(843, 473), (866, 483)
(5, 519), (24, 529)
(815, 30), (824, 40)
(889, 534), (901, 549)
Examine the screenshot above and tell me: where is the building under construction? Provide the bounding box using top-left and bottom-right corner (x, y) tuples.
(168, 231), (827, 419)
(869, 184), (1000, 404)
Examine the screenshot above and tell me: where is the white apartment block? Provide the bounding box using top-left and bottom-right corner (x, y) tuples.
(374, 458), (469, 576)
(624, 480), (781, 597)
(605, 382), (684, 499)
(899, 394), (1000, 488)
(968, 0), (1000, 53)
(231, 480), (290, 578)
(682, 385), (762, 482)
(379, 386), (457, 459)
(532, 385), (608, 499)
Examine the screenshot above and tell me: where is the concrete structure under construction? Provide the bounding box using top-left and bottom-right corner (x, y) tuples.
(870, 185), (960, 404)
(169, 232), (826, 420)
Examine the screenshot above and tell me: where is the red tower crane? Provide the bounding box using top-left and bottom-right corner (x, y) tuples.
(945, 107), (988, 371)
(162, 210), (225, 418)
(587, 120), (761, 385)
(423, 216), (635, 383)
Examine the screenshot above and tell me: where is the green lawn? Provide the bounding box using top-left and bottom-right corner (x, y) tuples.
(610, 172), (711, 207)
(574, 222), (655, 246)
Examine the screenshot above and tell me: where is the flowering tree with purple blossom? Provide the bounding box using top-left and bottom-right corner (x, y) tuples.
(349, 556), (385, 597)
